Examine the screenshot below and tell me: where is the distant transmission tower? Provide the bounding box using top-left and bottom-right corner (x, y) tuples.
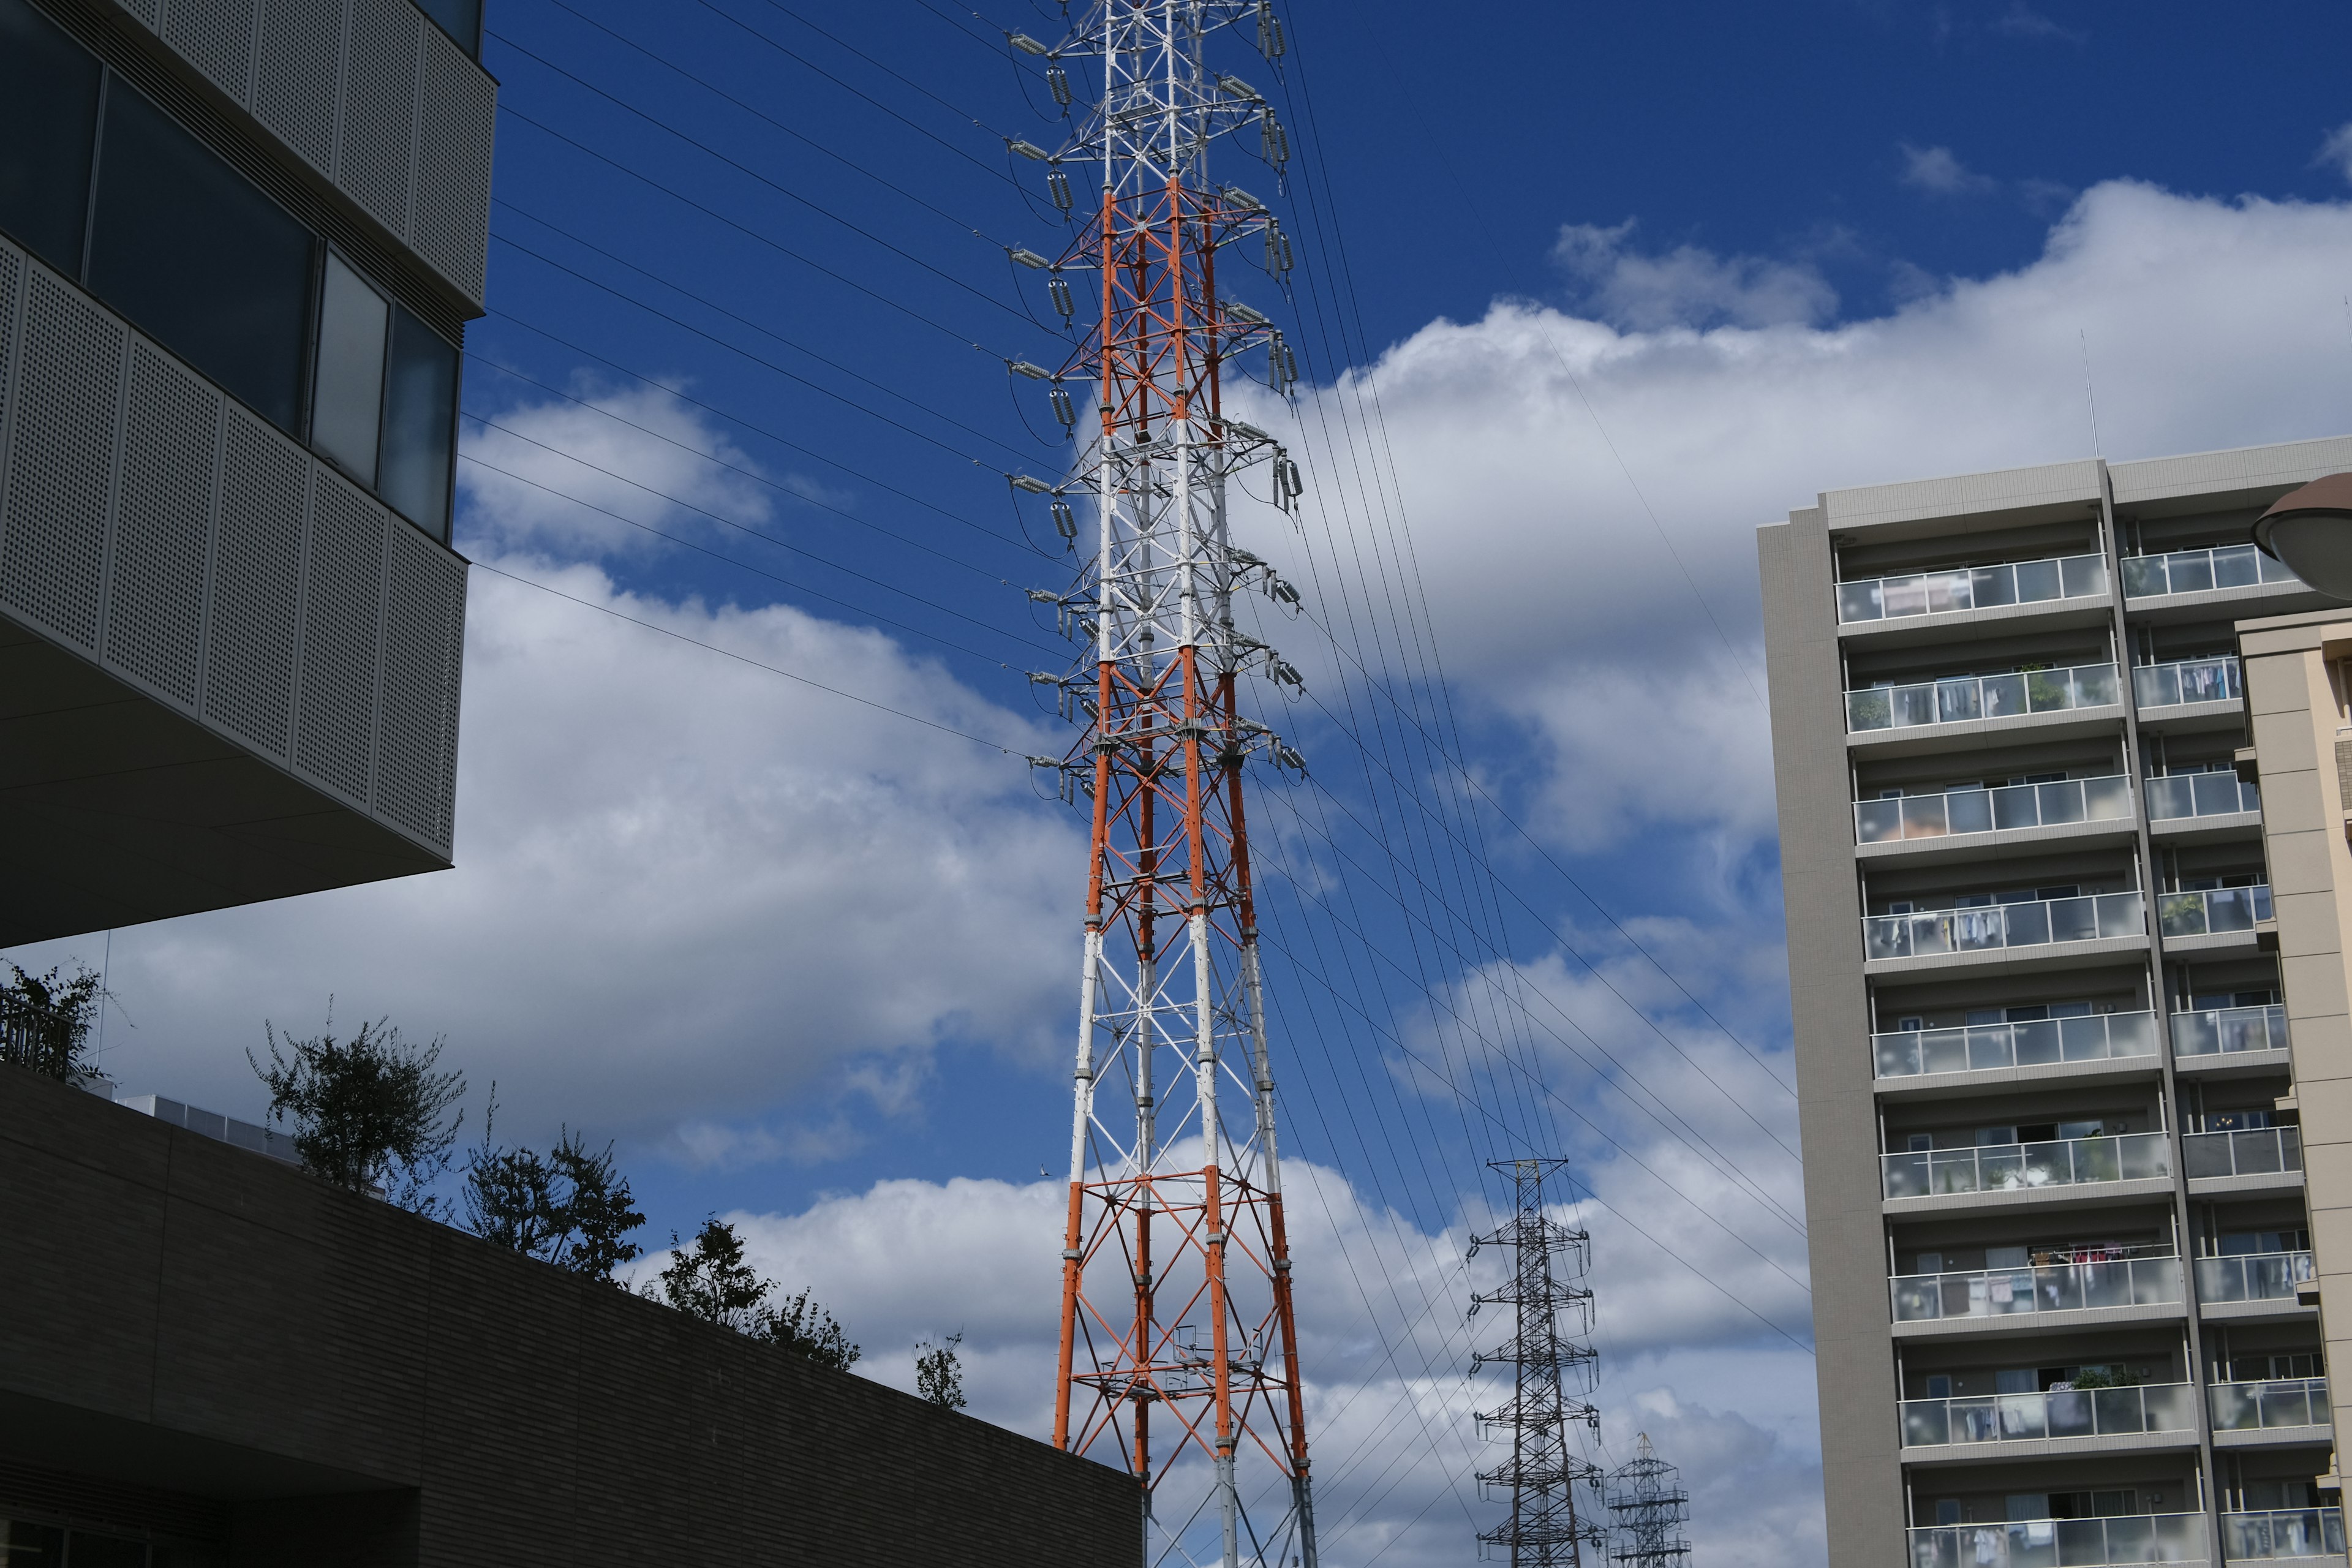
(1607, 1434), (1692, 1568)
(1469, 1158), (1607, 1568)
(1021, 6), (1317, 1568)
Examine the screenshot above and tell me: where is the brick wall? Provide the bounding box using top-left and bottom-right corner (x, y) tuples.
(0, 1066), (1139, 1567)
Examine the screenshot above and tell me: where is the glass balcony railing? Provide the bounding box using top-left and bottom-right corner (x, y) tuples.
(2158, 887), (2273, 940)
(1857, 775), (2133, 845)
(2211, 1378), (2330, 1432)
(2183, 1126), (2302, 1181)
(1901, 1381), (2196, 1448)
(2173, 1005), (2289, 1059)
(1866, 892), (2145, 962)
(1849, 662), (2120, 733)
(2195, 1250), (2316, 1304)
(2148, 772), (2262, 822)
(1874, 1011), (2157, 1079)
(1883, 1132), (2170, 1200)
(1838, 553), (2109, 624)
(2133, 656), (2243, 711)
(2123, 543), (2302, 600)
(1891, 1256), (2181, 1324)
(2221, 1510), (2345, 1562)
(1909, 1513), (2207, 1568)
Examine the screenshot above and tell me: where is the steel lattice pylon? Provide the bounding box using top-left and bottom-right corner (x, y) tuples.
(1028, 6), (1316, 1568)
(1606, 1434), (1692, 1568)
(1469, 1158), (1608, 1568)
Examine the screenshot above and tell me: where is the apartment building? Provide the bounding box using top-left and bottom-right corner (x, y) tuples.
(0, 0), (489, 945)
(1760, 435), (2352, 1568)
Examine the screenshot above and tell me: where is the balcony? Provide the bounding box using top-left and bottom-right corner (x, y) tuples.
(2210, 1378), (2331, 1441)
(2220, 1511), (2345, 1562)
(2182, 1126), (2302, 1192)
(2132, 657), (2244, 725)
(1874, 1011), (2158, 1087)
(2158, 888), (2272, 956)
(1847, 662), (2121, 738)
(1883, 1132), (2171, 1205)
(2123, 543), (2302, 602)
(1899, 1381), (2198, 1452)
(1836, 552), (2109, 628)
(2172, 1006), (2289, 1075)
(2196, 1251), (2316, 1309)
(2148, 774), (2263, 837)
(1908, 1514), (2206, 1568)
(1891, 1255), (2182, 1329)
(1864, 893), (2146, 974)
(1856, 776), (2135, 859)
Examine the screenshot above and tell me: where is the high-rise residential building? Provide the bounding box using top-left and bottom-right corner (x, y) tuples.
(1760, 434), (2352, 1568)
(0, 0), (490, 945)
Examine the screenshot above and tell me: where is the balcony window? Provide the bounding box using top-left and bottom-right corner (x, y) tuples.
(2147, 767), (2260, 821)
(1901, 1381), (2196, 1447)
(1883, 1130), (2169, 1199)
(2222, 1510), (2345, 1561)
(2157, 886), (2272, 940)
(2123, 543), (2301, 598)
(1856, 775), (2132, 844)
(1836, 552), (2108, 624)
(1864, 891), (2144, 962)
(2132, 655), (2244, 710)
(2195, 1250), (2315, 1303)
(2182, 1125), (2302, 1180)
(1909, 1513), (2205, 1568)
(0, 0), (100, 276)
(1891, 1253), (2180, 1322)
(1874, 1009), (2155, 1079)
(1847, 662), (2119, 732)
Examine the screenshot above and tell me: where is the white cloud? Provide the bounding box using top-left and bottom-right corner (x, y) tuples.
(1899, 142), (1997, 195)
(1551, 221), (1839, 331)
(2318, 123), (2352, 186)
(1992, 2), (2086, 43)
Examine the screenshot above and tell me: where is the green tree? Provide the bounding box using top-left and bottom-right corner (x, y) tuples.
(462, 1092), (645, 1280)
(649, 1218), (860, 1370)
(914, 1332), (967, 1411)
(0, 963), (103, 1082)
(249, 1011), (464, 1212)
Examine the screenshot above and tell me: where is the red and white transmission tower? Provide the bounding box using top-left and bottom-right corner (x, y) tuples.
(1025, 5), (1316, 1566)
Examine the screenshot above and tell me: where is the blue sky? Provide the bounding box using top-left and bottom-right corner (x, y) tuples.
(18, 1), (2352, 1562)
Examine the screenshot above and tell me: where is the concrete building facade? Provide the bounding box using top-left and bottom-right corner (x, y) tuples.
(1760, 435), (2352, 1568)
(0, 0), (489, 944)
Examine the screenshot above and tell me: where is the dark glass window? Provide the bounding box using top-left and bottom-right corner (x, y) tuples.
(65, 1532), (148, 1568)
(379, 304), (458, 541)
(86, 83), (314, 434)
(4, 1521), (63, 1568)
(413, 0), (481, 55)
(0, 0), (101, 273)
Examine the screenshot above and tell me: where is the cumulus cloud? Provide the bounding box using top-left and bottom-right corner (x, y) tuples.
(1899, 142), (1997, 195)
(1551, 221), (1838, 331)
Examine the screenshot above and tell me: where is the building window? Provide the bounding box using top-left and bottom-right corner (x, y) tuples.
(312, 252), (389, 484)
(310, 254), (458, 540)
(379, 303), (458, 539)
(415, 0), (483, 56)
(88, 78), (316, 435)
(0, 0), (101, 276)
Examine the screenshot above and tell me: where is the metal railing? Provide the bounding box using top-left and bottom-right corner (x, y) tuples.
(2211, 1378), (2330, 1432)
(1838, 552), (2109, 624)
(2147, 772), (2262, 822)
(2172, 1005), (2288, 1059)
(1874, 1011), (2157, 1079)
(2133, 656), (2243, 711)
(1866, 892), (2145, 962)
(1901, 1381), (2196, 1447)
(2195, 1251), (2316, 1304)
(1883, 1132), (2170, 1200)
(1891, 1256), (2180, 1323)
(1857, 775), (2133, 845)
(2220, 1510), (2345, 1561)
(2122, 543), (2301, 600)
(2182, 1126), (2302, 1181)
(2158, 886), (2272, 940)
(1909, 1514), (2207, 1568)
(1848, 662), (2120, 733)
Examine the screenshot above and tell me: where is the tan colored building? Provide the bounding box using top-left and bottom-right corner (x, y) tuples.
(1759, 436), (2352, 1568)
